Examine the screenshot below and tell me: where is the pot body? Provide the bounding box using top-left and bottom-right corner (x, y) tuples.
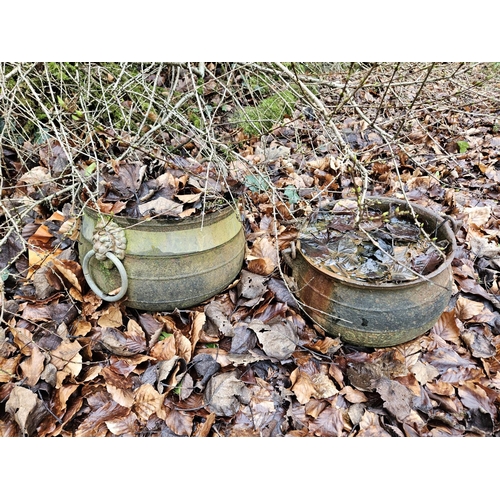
(79, 205), (245, 311)
(287, 197), (456, 347)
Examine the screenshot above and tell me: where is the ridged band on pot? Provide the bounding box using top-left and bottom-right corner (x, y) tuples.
(286, 197), (457, 348)
(79, 204), (245, 311)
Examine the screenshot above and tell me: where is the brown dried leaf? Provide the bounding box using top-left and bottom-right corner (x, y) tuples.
(356, 411), (392, 437)
(426, 381), (455, 396)
(455, 296), (484, 321)
(76, 390), (129, 437)
(423, 346), (475, 373)
(376, 378), (425, 429)
(174, 332), (192, 363)
(291, 362), (339, 405)
(461, 327), (496, 359)
(175, 192), (201, 204)
(164, 406), (194, 436)
(304, 336), (342, 355)
(133, 383), (165, 423)
(51, 259), (83, 293)
(236, 270), (268, 306)
(19, 344), (46, 387)
(250, 319), (298, 360)
(249, 236), (279, 265)
(432, 310), (461, 344)
(106, 384), (135, 408)
(464, 206), (492, 228)
(305, 399), (328, 418)
(340, 385), (368, 403)
(139, 197), (183, 217)
(71, 318), (92, 338)
(194, 413), (216, 437)
(204, 371), (251, 417)
(5, 386), (48, 436)
(190, 311), (206, 354)
(458, 381), (497, 416)
(410, 360), (439, 385)
(150, 335), (177, 361)
(105, 412), (139, 436)
(309, 405), (346, 437)
(0, 355), (21, 383)
(97, 304), (123, 328)
(246, 257), (276, 276)
(204, 301), (233, 337)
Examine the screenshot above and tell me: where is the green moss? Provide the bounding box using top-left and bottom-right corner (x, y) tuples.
(232, 89), (297, 137)
(46, 62), (78, 81)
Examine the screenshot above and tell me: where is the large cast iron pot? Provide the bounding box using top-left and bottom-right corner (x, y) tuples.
(284, 197), (457, 347)
(79, 204), (245, 311)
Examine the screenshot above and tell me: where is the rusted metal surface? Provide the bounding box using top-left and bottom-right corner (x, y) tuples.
(287, 197), (457, 347)
(79, 205), (245, 311)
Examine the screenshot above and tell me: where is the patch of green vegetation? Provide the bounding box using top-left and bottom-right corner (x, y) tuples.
(457, 140), (469, 154)
(244, 173), (270, 192)
(232, 89), (297, 137)
(188, 108), (202, 128)
(284, 185), (300, 205)
(46, 62), (78, 81)
(159, 332), (173, 341)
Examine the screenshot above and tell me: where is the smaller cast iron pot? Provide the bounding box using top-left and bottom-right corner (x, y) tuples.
(79, 204), (245, 311)
(284, 197), (457, 348)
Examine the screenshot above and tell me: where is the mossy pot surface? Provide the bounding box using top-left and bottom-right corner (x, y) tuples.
(286, 197), (456, 348)
(79, 205), (245, 311)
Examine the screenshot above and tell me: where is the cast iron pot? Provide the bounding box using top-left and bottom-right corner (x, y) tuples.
(284, 197), (457, 348)
(79, 204), (245, 311)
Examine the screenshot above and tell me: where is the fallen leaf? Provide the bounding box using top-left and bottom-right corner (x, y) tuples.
(432, 310), (461, 344)
(376, 377), (425, 429)
(150, 335), (177, 361)
(309, 405), (346, 437)
(164, 405), (194, 436)
(455, 296), (484, 321)
(97, 304), (123, 328)
(236, 270), (268, 307)
(340, 385), (368, 403)
(19, 344), (46, 387)
(76, 390), (129, 436)
(133, 384), (165, 423)
(205, 301), (234, 337)
(51, 259), (83, 293)
(356, 410), (392, 437)
(423, 345), (475, 373)
(204, 371), (251, 417)
(98, 326), (146, 357)
(464, 206), (491, 227)
(250, 319), (298, 360)
(461, 327), (496, 359)
(458, 381), (497, 417)
(105, 412), (138, 436)
(5, 386), (48, 436)
(410, 360), (439, 385)
(194, 413), (216, 437)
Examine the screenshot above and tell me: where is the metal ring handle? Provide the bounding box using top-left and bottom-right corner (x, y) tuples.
(82, 250), (128, 302)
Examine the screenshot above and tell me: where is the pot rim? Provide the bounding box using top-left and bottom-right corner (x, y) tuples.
(296, 196), (456, 290)
(82, 201), (239, 231)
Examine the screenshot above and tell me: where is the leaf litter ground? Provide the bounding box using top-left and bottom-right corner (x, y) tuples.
(1, 63), (500, 437)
